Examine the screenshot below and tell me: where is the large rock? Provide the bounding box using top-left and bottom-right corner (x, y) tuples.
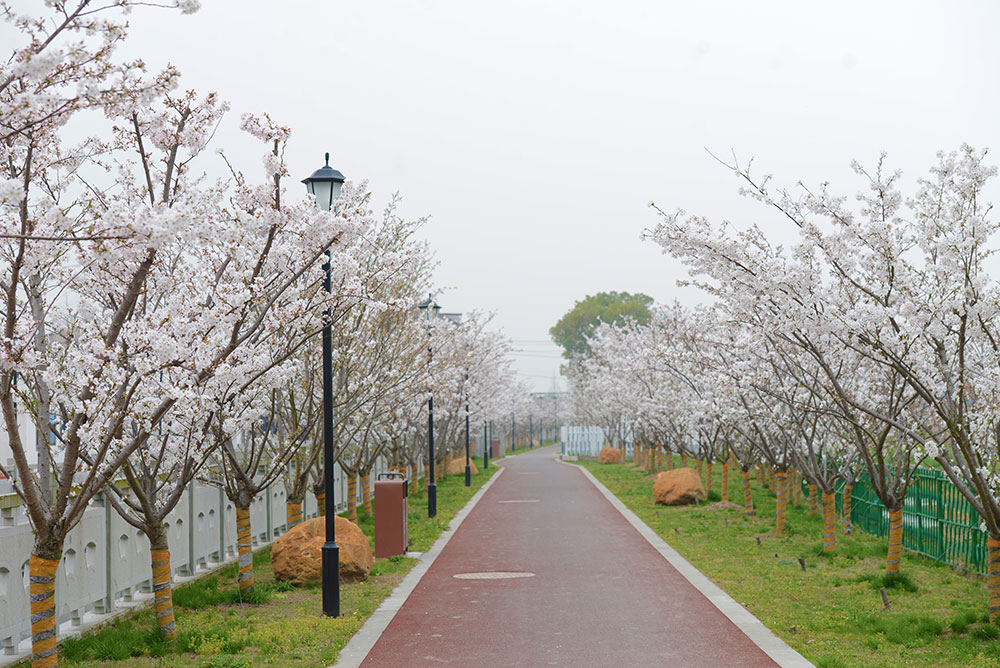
(598, 446), (622, 464)
(446, 456), (479, 476)
(654, 468), (706, 506)
(272, 516), (372, 584)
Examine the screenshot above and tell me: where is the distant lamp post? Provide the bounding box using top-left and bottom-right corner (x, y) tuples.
(418, 294), (441, 517)
(303, 152), (345, 618)
(464, 365), (472, 487)
(483, 420), (489, 470)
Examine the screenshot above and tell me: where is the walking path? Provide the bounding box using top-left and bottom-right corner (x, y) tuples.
(337, 446), (813, 667)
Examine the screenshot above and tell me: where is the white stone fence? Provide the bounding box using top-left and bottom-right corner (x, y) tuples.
(0, 455), (398, 664)
(560, 425), (636, 457)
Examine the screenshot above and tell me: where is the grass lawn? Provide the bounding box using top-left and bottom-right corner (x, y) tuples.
(43, 459), (495, 668)
(575, 458), (1000, 668)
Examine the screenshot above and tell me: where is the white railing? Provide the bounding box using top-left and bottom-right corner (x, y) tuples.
(0, 454), (400, 664)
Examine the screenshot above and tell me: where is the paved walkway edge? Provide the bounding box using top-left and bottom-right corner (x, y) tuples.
(562, 459), (815, 668)
(331, 467), (506, 668)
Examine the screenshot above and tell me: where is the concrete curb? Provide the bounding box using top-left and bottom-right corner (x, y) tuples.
(561, 459), (815, 668)
(331, 467), (506, 668)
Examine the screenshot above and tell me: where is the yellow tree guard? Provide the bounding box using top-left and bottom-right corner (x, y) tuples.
(680, 452), (688, 468)
(721, 460), (729, 503)
(29, 554), (59, 668)
(807, 483), (819, 515)
(742, 470), (754, 515)
(362, 475), (372, 516)
(695, 459), (704, 483)
(790, 470), (802, 506)
(655, 445), (663, 473)
(988, 537), (1000, 623)
(286, 502), (303, 527)
(347, 476), (358, 523)
(842, 483), (853, 535)
(886, 508), (903, 575)
(410, 466), (419, 495)
(665, 448), (674, 471)
(775, 471), (787, 535)
(150, 548), (178, 641)
(705, 461), (714, 495)
(236, 506), (254, 593)
(822, 492), (836, 552)
(315, 493), (325, 517)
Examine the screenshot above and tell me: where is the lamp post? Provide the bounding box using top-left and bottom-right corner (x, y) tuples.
(303, 152), (345, 618)
(483, 420), (489, 470)
(529, 415), (533, 449)
(464, 369), (471, 487)
(418, 294), (441, 518)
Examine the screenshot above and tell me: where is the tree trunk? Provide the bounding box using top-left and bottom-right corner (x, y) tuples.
(775, 471), (787, 535)
(410, 464), (419, 495)
(705, 461), (713, 495)
(147, 523), (178, 642)
(286, 501), (303, 528)
(822, 491), (836, 552)
(721, 459), (729, 503)
(742, 469), (754, 516)
(807, 483), (819, 515)
(790, 470), (801, 506)
(665, 447), (674, 471)
(362, 474), (372, 516)
(235, 505), (254, 594)
(680, 452), (688, 468)
(886, 507), (903, 575)
(695, 459), (703, 483)
(842, 483), (853, 535)
(29, 553), (59, 668)
(655, 445), (663, 473)
(347, 475), (358, 523)
(988, 536), (1000, 623)
(315, 492), (325, 517)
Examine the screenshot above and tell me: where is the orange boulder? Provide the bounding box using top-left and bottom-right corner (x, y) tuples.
(598, 446), (623, 464)
(653, 468), (707, 506)
(272, 516), (372, 584)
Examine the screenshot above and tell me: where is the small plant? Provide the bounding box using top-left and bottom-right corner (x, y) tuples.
(855, 571), (918, 593)
(972, 624), (1000, 641)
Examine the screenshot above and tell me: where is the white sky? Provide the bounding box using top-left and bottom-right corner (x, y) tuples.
(114, 0), (1000, 392)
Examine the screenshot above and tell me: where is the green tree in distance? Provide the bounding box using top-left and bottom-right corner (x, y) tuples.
(550, 291), (654, 359)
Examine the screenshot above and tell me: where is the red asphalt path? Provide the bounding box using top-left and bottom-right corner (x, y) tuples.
(360, 447), (780, 667)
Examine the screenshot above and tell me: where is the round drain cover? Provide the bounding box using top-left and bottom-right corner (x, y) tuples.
(452, 572), (536, 580)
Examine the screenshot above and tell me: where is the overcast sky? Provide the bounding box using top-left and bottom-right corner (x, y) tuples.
(115, 0), (1000, 392)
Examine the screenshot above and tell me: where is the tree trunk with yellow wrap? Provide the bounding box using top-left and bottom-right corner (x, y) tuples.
(774, 471), (788, 535)
(742, 467), (754, 516)
(989, 536), (1000, 623)
(885, 506), (903, 575)
(361, 474), (372, 516)
(29, 554), (59, 668)
(235, 505), (255, 595)
(146, 521), (178, 641)
(822, 491), (836, 552)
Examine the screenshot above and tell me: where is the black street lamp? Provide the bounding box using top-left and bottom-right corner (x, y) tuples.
(418, 294), (441, 517)
(464, 367), (471, 487)
(483, 420), (489, 470)
(303, 152), (345, 618)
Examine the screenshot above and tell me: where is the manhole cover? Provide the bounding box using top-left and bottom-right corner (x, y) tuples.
(452, 572), (536, 580)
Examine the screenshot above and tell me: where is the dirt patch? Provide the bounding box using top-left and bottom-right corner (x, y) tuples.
(703, 501), (742, 511)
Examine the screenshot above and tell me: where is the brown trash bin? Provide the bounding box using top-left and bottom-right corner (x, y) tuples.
(375, 472), (408, 558)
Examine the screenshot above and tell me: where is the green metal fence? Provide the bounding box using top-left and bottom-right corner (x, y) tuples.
(828, 467), (988, 574)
